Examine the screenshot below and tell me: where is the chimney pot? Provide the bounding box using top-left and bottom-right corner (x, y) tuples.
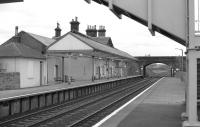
(86, 25), (97, 37)
(98, 25), (106, 37)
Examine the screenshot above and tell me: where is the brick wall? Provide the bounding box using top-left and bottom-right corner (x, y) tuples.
(0, 72), (20, 90)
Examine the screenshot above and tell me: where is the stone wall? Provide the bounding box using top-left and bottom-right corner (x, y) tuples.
(0, 72), (20, 90)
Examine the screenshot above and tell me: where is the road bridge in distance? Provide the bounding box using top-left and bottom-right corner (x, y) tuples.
(136, 56), (186, 77)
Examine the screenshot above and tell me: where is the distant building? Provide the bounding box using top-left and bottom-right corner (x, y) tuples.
(0, 17), (139, 89)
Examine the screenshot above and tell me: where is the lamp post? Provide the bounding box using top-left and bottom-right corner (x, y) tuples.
(175, 48), (184, 71)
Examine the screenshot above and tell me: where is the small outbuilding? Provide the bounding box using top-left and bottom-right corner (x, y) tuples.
(0, 27), (54, 88)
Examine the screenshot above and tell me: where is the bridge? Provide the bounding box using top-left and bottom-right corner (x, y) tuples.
(136, 56), (186, 76)
(84, 0), (200, 126)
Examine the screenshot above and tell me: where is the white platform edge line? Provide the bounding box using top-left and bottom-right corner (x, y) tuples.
(93, 77), (165, 127)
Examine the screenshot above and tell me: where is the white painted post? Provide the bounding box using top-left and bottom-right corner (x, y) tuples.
(188, 51), (197, 122)
(183, 0), (190, 121)
(183, 0), (200, 126)
(108, 0), (113, 10)
(147, 0), (155, 36)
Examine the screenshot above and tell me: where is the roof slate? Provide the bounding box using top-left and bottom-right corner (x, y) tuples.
(26, 32), (55, 46)
(49, 31), (137, 61)
(0, 42), (45, 59)
(91, 37), (114, 47)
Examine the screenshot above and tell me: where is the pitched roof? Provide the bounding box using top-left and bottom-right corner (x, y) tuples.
(91, 37), (114, 47)
(48, 32), (137, 61)
(26, 32), (55, 46)
(0, 42), (45, 59)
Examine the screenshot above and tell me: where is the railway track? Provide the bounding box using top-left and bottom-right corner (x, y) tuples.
(0, 78), (159, 127)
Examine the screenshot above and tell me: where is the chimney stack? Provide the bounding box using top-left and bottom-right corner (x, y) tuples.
(70, 17), (80, 32)
(98, 25), (106, 37)
(55, 22), (61, 37)
(15, 26), (18, 36)
(86, 25), (97, 37)
(14, 26), (20, 42)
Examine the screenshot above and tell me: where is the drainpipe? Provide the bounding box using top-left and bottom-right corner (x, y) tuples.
(92, 56), (94, 82)
(62, 57), (64, 82)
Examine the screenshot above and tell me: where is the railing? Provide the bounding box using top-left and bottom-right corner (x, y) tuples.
(195, 0), (200, 35)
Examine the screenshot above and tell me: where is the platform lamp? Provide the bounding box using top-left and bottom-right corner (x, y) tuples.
(175, 48), (184, 71)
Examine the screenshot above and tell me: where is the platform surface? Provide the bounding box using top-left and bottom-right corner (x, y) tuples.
(0, 76), (132, 101)
(96, 77), (185, 127)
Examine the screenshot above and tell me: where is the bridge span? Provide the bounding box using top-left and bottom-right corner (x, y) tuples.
(136, 56), (186, 77)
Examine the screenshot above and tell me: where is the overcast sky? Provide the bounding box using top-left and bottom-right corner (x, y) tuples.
(0, 0), (186, 56)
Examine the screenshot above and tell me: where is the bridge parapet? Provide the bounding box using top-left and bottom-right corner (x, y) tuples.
(136, 56), (186, 71)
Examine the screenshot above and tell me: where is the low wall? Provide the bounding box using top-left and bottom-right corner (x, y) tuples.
(0, 72), (20, 90)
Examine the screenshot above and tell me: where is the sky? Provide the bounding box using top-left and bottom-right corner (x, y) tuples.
(0, 0), (186, 56)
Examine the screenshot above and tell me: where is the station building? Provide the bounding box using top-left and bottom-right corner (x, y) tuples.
(0, 17), (139, 89)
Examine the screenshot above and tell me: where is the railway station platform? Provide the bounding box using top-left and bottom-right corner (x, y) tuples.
(0, 77), (123, 101)
(94, 77), (185, 127)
